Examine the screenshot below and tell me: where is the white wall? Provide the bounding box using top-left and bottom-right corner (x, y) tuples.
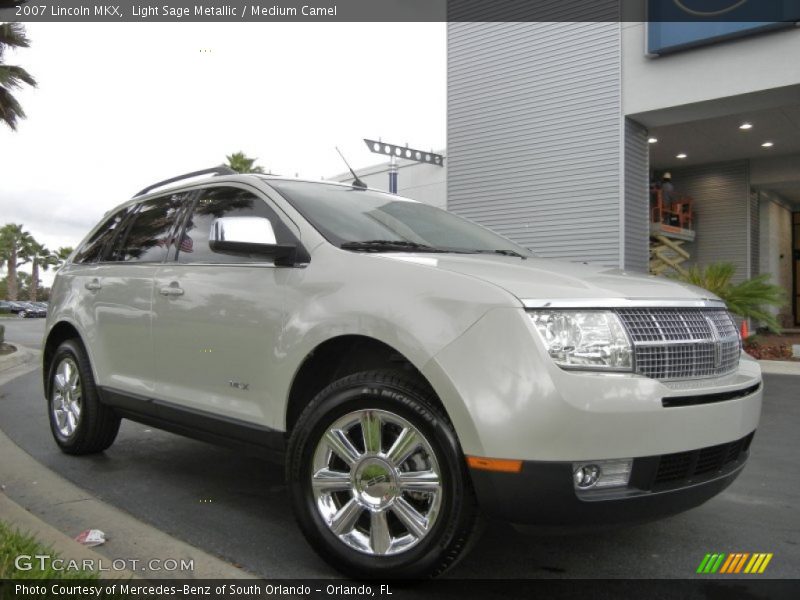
(758, 192), (794, 327)
(751, 153), (800, 188)
(622, 23), (800, 118)
(330, 158), (447, 209)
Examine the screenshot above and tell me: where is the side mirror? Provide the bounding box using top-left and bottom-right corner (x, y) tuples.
(208, 217), (306, 266)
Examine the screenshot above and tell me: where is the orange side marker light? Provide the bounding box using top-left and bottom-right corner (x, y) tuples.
(466, 456), (523, 473)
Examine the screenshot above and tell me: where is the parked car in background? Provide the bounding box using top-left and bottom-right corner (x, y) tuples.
(15, 302), (47, 318)
(0, 301), (13, 314)
(3, 301), (28, 316)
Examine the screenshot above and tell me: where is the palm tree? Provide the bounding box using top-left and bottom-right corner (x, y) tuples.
(54, 246), (73, 266)
(28, 241), (59, 301)
(0, 23), (37, 130)
(225, 151), (265, 174)
(679, 263), (787, 332)
(0, 223), (34, 300)
(15, 271), (31, 299)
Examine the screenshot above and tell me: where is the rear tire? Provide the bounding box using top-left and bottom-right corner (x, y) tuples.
(287, 369), (480, 579)
(47, 339), (120, 455)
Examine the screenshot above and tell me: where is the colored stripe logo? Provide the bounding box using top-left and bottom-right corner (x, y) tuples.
(697, 553), (773, 574)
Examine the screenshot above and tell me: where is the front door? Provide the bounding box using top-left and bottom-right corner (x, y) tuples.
(151, 184), (296, 428)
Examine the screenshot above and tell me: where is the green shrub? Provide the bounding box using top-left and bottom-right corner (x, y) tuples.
(0, 520), (98, 579)
(678, 263), (787, 332)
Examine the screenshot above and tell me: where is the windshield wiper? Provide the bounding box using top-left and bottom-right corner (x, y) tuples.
(340, 240), (447, 253)
(464, 249), (528, 259)
(493, 249), (527, 259)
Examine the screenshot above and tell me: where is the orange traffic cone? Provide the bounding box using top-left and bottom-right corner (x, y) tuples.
(740, 320), (749, 339)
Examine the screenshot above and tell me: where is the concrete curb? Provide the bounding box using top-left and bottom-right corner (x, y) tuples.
(0, 364), (258, 580)
(0, 344), (38, 373)
(758, 360), (800, 376)
(0, 493), (136, 580)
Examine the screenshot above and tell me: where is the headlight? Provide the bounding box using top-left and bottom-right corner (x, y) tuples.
(529, 311), (633, 371)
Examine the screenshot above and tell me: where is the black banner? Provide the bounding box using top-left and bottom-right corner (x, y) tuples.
(1, 579), (800, 600)
(2, 0), (800, 22)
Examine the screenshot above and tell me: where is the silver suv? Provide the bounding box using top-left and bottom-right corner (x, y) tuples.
(44, 167), (762, 578)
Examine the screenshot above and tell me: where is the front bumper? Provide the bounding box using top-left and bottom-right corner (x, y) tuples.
(470, 432), (754, 526)
(424, 307), (763, 460)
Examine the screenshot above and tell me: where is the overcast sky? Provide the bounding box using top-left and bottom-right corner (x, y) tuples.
(0, 22), (446, 284)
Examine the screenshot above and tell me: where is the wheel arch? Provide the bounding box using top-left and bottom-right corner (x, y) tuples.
(284, 334), (448, 434)
(43, 321), (85, 397)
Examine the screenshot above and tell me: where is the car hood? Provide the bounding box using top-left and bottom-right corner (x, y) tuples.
(377, 254), (719, 305)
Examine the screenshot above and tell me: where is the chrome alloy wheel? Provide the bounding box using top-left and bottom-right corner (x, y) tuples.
(311, 409), (443, 556)
(52, 357), (82, 437)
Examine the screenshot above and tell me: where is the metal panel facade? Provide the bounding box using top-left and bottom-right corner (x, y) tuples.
(670, 161), (751, 282)
(624, 119), (650, 272)
(447, 21), (623, 266)
(749, 191), (760, 277)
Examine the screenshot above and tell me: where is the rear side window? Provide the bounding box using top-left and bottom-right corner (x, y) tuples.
(176, 186), (290, 264)
(73, 207), (133, 263)
(111, 193), (188, 263)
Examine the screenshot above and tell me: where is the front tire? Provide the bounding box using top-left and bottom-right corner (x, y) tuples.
(287, 370), (479, 579)
(47, 339), (120, 455)
(18, 311), (26, 318)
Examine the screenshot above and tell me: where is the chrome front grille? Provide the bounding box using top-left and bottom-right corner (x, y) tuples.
(616, 309), (740, 381)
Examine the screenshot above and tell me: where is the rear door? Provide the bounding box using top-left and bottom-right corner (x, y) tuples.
(151, 184), (296, 427)
(67, 205), (136, 386)
(74, 193), (189, 397)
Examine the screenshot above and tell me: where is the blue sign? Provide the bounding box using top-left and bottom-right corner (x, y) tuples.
(647, 0), (800, 55)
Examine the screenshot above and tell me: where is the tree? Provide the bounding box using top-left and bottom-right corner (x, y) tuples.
(0, 223), (35, 300)
(2, 271), (31, 300)
(16, 271), (31, 298)
(679, 263), (787, 332)
(54, 246), (73, 264)
(225, 151), (265, 174)
(0, 23), (37, 131)
(27, 240), (60, 301)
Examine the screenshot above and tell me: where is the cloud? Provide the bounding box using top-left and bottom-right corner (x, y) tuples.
(1, 22), (446, 286)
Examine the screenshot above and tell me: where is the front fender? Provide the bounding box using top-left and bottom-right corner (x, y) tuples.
(274, 246), (520, 429)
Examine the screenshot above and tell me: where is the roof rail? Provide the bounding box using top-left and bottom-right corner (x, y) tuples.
(133, 165), (238, 198)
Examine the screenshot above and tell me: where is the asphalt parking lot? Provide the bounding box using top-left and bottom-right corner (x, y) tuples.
(1, 316), (46, 349)
(0, 319), (798, 580)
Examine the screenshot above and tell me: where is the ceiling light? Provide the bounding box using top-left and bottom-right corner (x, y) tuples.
(761, 141), (774, 148)
(648, 137), (658, 144)
(676, 153), (687, 159)
(739, 123), (753, 130)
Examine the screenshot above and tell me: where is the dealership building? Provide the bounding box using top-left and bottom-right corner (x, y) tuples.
(334, 18), (800, 328)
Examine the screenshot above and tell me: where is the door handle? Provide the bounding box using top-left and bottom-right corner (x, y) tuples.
(84, 279), (101, 292)
(159, 284), (184, 297)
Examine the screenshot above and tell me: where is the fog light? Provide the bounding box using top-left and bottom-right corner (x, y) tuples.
(573, 459), (633, 491)
(573, 465), (600, 488)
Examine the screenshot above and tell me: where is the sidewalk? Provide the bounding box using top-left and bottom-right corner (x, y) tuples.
(758, 360), (800, 376)
(0, 343), (38, 374)
(0, 358), (258, 580)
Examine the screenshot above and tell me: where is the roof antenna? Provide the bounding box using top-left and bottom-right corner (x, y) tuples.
(335, 147), (367, 189)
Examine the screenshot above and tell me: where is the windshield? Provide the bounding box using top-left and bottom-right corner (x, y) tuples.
(266, 180), (532, 256)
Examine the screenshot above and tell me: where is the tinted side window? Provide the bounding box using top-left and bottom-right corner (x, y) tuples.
(74, 207), (133, 264)
(112, 193), (187, 263)
(177, 187), (290, 264)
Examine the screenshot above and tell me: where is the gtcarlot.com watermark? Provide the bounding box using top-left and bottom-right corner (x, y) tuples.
(14, 553), (195, 573)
